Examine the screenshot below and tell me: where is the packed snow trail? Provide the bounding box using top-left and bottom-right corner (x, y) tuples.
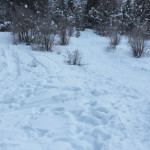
(0, 31), (150, 150)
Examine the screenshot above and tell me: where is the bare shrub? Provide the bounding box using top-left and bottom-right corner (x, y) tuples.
(11, 6), (35, 45)
(75, 28), (80, 38)
(65, 50), (82, 65)
(33, 17), (56, 51)
(106, 23), (121, 50)
(11, 5), (57, 51)
(30, 58), (37, 67)
(107, 33), (121, 50)
(128, 27), (147, 58)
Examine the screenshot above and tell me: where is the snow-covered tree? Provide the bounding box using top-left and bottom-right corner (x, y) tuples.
(121, 0), (133, 34)
(133, 0), (150, 36)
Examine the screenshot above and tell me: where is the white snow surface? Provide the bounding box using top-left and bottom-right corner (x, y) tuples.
(0, 30), (150, 150)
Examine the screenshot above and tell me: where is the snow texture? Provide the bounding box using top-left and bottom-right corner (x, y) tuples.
(0, 30), (150, 150)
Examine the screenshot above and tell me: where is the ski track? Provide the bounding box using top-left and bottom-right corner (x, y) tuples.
(0, 31), (150, 150)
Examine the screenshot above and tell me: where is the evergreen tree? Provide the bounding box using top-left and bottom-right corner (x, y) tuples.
(133, 0), (146, 24)
(133, 0), (150, 36)
(73, 0), (87, 30)
(96, 0), (121, 35)
(67, 0), (74, 12)
(121, 0), (133, 33)
(85, 0), (99, 27)
(85, 0), (99, 14)
(145, 0), (150, 36)
(55, 0), (68, 16)
(2, 0), (150, 37)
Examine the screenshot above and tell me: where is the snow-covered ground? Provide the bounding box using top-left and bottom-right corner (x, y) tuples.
(0, 30), (150, 150)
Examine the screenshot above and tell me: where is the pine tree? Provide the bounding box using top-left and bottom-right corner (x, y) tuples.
(67, 0), (74, 12)
(73, 0), (87, 30)
(85, 0), (99, 27)
(133, 0), (147, 25)
(55, 0), (68, 16)
(121, 0), (133, 33)
(133, 0), (150, 36)
(85, 0), (99, 14)
(95, 0), (121, 35)
(145, 0), (150, 36)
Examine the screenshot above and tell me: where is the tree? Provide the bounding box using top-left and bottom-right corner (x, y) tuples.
(95, 0), (121, 35)
(67, 0), (74, 12)
(11, 6), (35, 44)
(55, 0), (68, 16)
(73, 0), (87, 30)
(84, 0), (99, 27)
(121, 0), (133, 34)
(85, 0), (99, 14)
(33, 16), (57, 51)
(133, 0), (150, 37)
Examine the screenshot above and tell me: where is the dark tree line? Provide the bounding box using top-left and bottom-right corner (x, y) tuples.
(84, 0), (150, 37)
(0, 0), (150, 50)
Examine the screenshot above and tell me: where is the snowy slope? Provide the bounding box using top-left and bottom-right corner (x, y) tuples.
(0, 30), (150, 150)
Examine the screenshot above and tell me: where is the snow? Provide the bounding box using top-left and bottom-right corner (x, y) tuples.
(0, 30), (150, 150)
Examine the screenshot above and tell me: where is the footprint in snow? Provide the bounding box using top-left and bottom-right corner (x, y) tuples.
(78, 115), (100, 126)
(91, 89), (108, 97)
(87, 101), (97, 107)
(43, 85), (58, 89)
(91, 108), (114, 125)
(22, 126), (49, 138)
(36, 128), (49, 137)
(52, 107), (65, 115)
(51, 94), (69, 102)
(61, 87), (81, 92)
(91, 128), (111, 141)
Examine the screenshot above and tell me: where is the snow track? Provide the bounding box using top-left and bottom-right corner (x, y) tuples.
(0, 31), (150, 150)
